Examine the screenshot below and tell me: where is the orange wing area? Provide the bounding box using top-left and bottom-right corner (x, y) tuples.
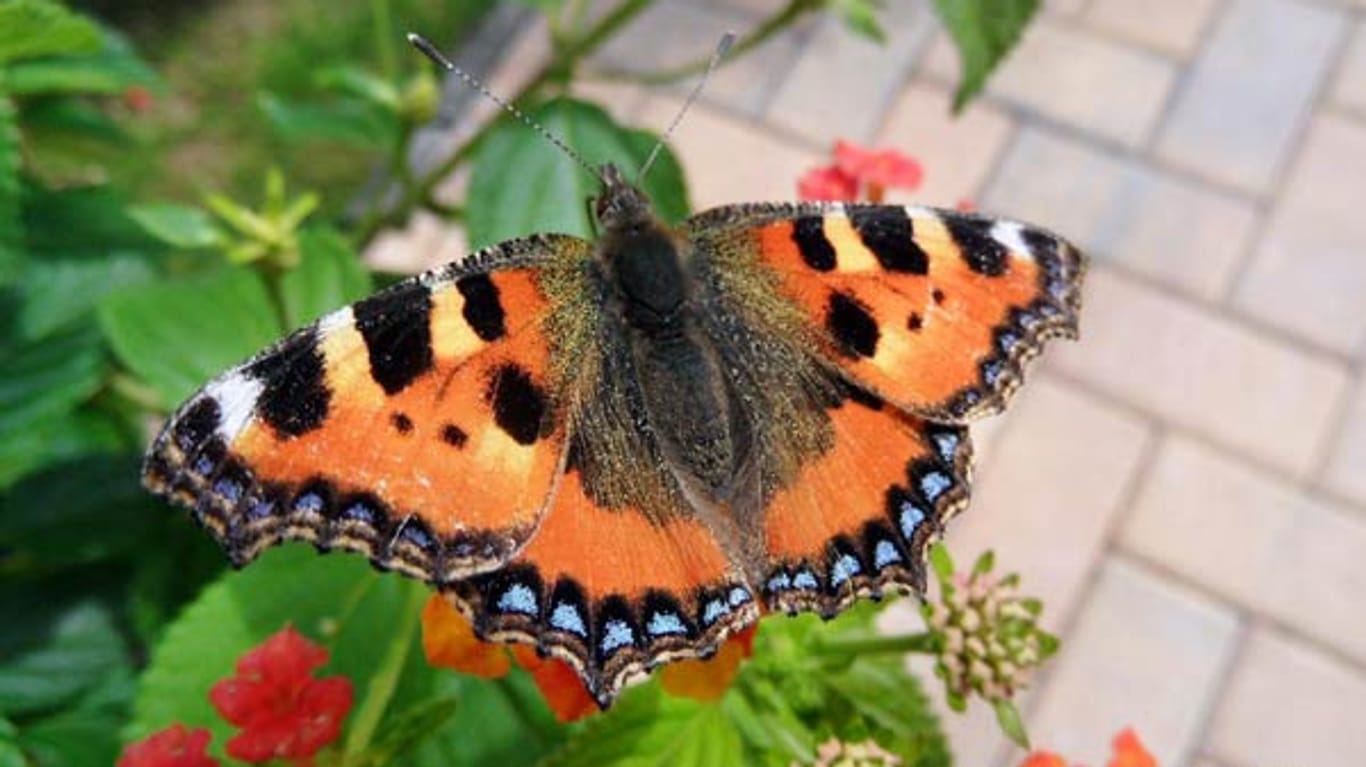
(749, 204), (1084, 422)
(760, 386), (972, 616)
(449, 468), (756, 705)
(142, 235), (590, 583)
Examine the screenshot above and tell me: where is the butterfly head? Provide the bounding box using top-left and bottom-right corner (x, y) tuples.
(594, 163), (655, 236)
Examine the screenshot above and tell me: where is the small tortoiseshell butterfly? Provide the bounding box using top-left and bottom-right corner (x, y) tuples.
(143, 94), (1084, 708)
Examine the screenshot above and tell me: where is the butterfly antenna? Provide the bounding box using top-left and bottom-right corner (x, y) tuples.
(637, 31), (736, 183)
(407, 33), (602, 182)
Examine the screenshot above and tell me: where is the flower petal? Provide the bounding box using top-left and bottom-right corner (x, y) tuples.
(797, 165), (859, 201)
(510, 647), (599, 723)
(1108, 728), (1157, 767)
(421, 594), (511, 678)
(659, 626), (757, 703)
(1017, 751), (1068, 767)
(118, 725), (219, 767)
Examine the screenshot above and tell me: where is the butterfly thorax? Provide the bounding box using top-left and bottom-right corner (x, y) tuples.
(590, 165), (747, 503)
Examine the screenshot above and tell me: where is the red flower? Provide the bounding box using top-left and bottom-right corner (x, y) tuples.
(834, 140), (923, 191)
(1017, 728), (1157, 767)
(117, 725), (218, 767)
(798, 165), (859, 201)
(798, 141), (923, 203)
(209, 626), (353, 765)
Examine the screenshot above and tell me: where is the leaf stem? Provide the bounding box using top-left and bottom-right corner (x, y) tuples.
(813, 631), (938, 657)
(342, 585), (427, 760)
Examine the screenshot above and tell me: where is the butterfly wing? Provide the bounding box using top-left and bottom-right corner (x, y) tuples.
(688, 202), (1085, 422)
(143, 234), (591, 583)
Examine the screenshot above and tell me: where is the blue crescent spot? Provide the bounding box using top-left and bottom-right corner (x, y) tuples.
(702, 599), (728, 626)
(293, 493), (323, 514)
(920, 471), (951, 501)
(550, 602), (587, 636)
(647, 612), (687, 637)
(998, 331), (1019, 353)
(933, 432), (959, 461)
(830, 554), (862, 586)
(792, 570), (819, 590)
(496, 582), (538, 615)
(727, 586), (752, 607)
(213, 478), (243, 503)
(900, 500), (926, 540)
(194, 456), (215, 476)
(342, 503), (374, 522)
(246, 499), (275, 520)
(766, 572), (792, 593)
(601, 619), (635, 653)
(874, 540), (902, 569)
(982, 360), (1004, 387)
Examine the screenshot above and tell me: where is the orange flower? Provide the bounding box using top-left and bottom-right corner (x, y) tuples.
(421, 594), (596, 723)
(659, 625), (757, 702)
(1017, 729), (1157, 767)
(421, 595), (510, 678)
(798, 165), (859, 201)
(1107, 729), (1156, 767)
(834, 140), (923, 192)
(510, 646), (600, 723)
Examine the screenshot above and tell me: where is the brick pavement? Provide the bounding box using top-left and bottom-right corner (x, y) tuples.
(377, 1), (1366, 763)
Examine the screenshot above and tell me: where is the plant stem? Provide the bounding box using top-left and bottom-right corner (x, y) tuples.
(371, 0), (397, 82)
(813, 632), (938, 657)
(342, 584), (427, 761)
(587, 0), (820, 85)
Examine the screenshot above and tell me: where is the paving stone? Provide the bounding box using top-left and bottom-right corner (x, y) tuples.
(922, 19), (1176, 148)
(984, 127), (1256, 299)
(942, 376), (1152, 623)
(1025, 558), (1239, 767)
(766, 3), (936, 145)
(1154, 0), (1346, 193)
(1044, 0), (1090, 16)
(635, 100), (821, 209)
(1232, 114), (1366, 355)
(873, 80), (1015, 207)
(364, 211), (466, 275)
(592, 0), (806, 119)
(1209, 629), (1366, 767)
(1050, 269), (1350, 477)
(1325, 377), (1366, 508)
(1333, 20), (1366, 113)
(1083, 0), (1219, 58)
(1123, 436), (1366, 665)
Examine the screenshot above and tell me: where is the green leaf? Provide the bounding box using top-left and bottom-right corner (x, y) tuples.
(258, 92), (396, 147)
(930, 0), (1039, 112)
(128, 204), (222, 250)
(0, 602), (125, 716)
(0, 454), (158, 568)
(410, 673), (565, 767)
(279, 226), (371, 327)
(829, 0), (887, 43)
(5, 29), (158, 96)
(19, 252), (156, 339)
(0, 321), (104, 440)
(128, 545), (434, 761)
(358, 696), (459, 766)
(14, 706), (123, 767)
(971, 549), (996, 577)
(0, 0), (102, 64)
(0, 94), (19, 285)
(992, 698), (1030, 749)
(929, 542), (955, 583)
(543, 687), (745, 767)
(314, 65), (400, 109)
(0, 406), (127, 489)
(467, 98), (690, 248)
(99, 267), (282, 407)
(21, 183), (161, 257)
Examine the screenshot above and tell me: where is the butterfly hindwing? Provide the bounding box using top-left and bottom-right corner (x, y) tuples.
(689, 202), (1085, 422)
(450, 467), (756, 704)
(143, 234), (592, 583)
(760, 384), (971, 616)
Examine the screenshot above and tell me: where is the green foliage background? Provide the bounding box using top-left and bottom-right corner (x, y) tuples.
(0, 1), (1038, 764)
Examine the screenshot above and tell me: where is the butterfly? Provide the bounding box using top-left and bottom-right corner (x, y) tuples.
(142, 161), (1085, 706)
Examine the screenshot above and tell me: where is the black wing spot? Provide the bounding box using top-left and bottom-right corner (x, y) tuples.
(931, 288), (946, 305)
(440, 423), (468, 448)
(792, 216), (836, 271)
(826, 292), (879, 358)
(391, 412), (414, 434)
(945, 217), (1009, 276)
(486, 364), (549, 445)
(849, 206), (928, 274)
(174, 398), (222, 452)
(248, 328), (331, 437)
(455, 274), (507, 341)
(354, 284), (435, 395)
(908, 312), (924, 331)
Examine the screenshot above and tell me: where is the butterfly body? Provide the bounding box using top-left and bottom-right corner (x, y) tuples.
(143, 163), (1085, 704)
